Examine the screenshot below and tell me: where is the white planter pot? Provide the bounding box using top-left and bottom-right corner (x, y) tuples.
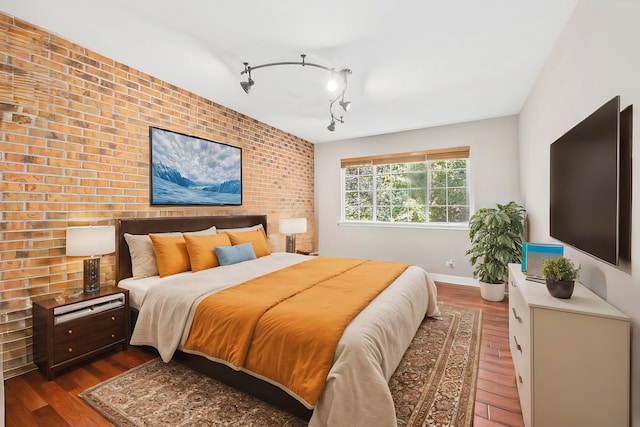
(480, 281), (505, 302)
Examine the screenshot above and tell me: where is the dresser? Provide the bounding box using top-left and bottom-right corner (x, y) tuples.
(33, 286), (129, 380)
(508, 264), (630, 427)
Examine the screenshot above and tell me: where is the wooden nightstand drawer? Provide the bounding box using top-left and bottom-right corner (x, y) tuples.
(33, 286), (130, 380)
(52, 308), (126, 364)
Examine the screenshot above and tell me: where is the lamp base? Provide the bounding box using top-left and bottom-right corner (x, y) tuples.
(83, 257), (101, 294)
(285, 235), (297, 253)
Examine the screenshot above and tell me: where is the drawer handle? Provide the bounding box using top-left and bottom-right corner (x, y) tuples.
(510, 280), (517, 288)
(511, 308), (522, 323)
(67, 329), (73, 335)
(518, 374), (523, 384)
(513, 336), (522, 353)
(111, 334), (116, 338)
(67, 347), (73, 353)
(111, 316), (116, 321)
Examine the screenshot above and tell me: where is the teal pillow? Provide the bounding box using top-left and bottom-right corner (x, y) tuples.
(214, 242), (257, 266)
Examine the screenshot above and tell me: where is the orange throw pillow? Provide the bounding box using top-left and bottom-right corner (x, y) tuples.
(225, 229), (271, 258)
(184, 233), (232, 272)
(149, 234), (191, 277)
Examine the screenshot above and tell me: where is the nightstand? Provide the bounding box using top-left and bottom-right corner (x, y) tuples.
(33, 286), (130, 380)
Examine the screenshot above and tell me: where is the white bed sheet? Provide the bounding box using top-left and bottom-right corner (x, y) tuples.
(125, 253), (440, 427)
(118, 273), (188, 310)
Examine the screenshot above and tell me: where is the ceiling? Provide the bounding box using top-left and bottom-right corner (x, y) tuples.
(4, 1), (578, 143)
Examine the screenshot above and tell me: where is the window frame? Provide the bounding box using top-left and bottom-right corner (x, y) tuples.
(340, 146), (471, 229)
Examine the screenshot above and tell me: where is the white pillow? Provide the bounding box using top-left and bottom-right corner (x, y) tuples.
(184, 225), (217, 236)
(218, 224), (264, 233)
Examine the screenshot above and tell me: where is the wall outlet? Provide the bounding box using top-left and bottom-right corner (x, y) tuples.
(445, 258), (455, 268)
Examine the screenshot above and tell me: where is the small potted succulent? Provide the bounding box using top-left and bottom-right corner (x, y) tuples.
(541, 256), (579, 299)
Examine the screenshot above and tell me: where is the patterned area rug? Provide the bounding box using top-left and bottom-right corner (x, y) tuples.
(80, 303), (482, 426)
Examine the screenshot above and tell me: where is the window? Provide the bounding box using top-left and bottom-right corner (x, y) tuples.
(341, 146), (470, 225)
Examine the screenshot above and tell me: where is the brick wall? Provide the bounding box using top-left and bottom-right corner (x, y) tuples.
(0, 13), (315, 378)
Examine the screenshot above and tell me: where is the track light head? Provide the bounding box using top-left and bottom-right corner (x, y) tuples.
(327, 120), (336, 132)
(240, 77), (254, 94)
(339, 99), (351, 112)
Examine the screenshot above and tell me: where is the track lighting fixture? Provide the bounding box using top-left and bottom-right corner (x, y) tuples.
(240, 54), (352, 132)
(327, 109), (344, 132)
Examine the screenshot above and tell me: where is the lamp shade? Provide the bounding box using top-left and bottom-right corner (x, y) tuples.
(66, 226), (115, 256)
(279, 218), (307, 235)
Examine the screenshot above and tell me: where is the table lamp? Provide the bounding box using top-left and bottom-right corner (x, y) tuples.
(66, 225), (115, 294)
(279, 218), (307, 253)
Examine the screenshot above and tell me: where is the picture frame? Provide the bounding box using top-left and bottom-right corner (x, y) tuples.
(149, 127), (242, 206)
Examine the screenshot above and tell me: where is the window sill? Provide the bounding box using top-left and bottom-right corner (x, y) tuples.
(337, 221), (469, 231)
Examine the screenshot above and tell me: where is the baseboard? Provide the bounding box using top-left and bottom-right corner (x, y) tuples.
(428, 273), (479, 287)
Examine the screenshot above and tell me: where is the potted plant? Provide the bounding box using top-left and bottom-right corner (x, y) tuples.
(466, 201), (525, 301)
(541, 256), (578, 299)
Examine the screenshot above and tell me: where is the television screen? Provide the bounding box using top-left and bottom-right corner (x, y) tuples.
(150, 127), (242, 206)
(550, 96), (619, 265)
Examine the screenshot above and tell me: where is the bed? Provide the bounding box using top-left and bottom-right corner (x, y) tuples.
(116, 215), (440, 426)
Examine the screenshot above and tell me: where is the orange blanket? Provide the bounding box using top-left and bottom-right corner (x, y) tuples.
(182, 256), (410, 406)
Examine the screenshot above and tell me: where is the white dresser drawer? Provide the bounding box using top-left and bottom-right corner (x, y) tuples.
(507, 264), (629, 427)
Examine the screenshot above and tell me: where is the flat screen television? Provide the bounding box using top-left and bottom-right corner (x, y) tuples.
(549, 96), (632, 266)
(149, 127), (242, 206)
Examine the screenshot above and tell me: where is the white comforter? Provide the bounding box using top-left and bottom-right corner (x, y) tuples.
(128, 253), (440, 427)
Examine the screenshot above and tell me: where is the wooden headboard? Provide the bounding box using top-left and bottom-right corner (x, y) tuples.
(115, 215), (268, 282)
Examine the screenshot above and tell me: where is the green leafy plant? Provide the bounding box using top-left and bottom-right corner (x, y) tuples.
(466, 202), (525, 284)
(542, 256), (578, 282)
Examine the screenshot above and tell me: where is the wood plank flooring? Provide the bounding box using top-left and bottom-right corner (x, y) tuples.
(4, 282), (524, 426)
(436, 282), (524, 427)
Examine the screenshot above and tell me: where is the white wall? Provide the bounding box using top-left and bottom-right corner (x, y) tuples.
(314, 116), (521, 279)
(519, 1), (640, 424)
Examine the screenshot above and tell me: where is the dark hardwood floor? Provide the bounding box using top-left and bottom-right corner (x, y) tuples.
(5, 282), (523, 426)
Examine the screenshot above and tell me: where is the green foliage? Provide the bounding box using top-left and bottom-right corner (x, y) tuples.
(344, 159), (469, 223)
(541, 257), (578, 281)
(465, 202), (525, 284)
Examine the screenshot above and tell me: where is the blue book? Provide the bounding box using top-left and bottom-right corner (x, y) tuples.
(522, 242), (564, 279)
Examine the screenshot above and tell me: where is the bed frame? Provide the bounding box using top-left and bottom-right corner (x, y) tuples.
(115, 215), (313, 420)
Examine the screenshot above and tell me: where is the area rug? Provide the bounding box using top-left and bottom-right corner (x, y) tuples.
(80, 303), (482, 427)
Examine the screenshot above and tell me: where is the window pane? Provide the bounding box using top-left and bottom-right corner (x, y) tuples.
(342, 156), (469, 225)
(359, 175), (373, 191)
(430, 188), (446, 205)
(392, 206), (410, 222)
(393, 189), (409, 203)
(448, 159), (467, 169)
(376, 164), (390, 174)
(360, 206), (373, 221)
(345, 175), (359, 191)
(448, 187), (468, 205)
(408, 171), (426, 187)
(410, 189), (426, 204)
(359, 166), (373, 175)
(447, 168), (467, 187)
(360, 191), (373, 206)
(376, 174), (394, 190)
(378, 190), (392, 205)
(408, 162), (425, 173)
(377, 206), (391, 222)
(429, 206), (447, 222)
(430, 170), (446, 187)
(345, 206), (358, 220)
(345, 191), (359, 205)
(448, 206), (469, 222)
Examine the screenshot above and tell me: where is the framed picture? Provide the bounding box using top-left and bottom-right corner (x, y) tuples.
(149, 127), (242, 206)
